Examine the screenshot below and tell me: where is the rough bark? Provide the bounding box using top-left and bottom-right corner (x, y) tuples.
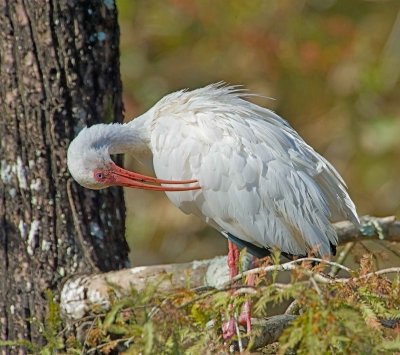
(0, 0), (128, 352)
(249, 315), (297, 351)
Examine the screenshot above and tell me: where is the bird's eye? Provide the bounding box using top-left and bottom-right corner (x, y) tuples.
(94, 171), (105, 180)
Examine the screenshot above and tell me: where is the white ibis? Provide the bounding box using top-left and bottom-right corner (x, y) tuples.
(67, 83), (359, 337)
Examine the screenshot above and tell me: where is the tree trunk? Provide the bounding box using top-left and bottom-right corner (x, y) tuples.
(0, 0), (129, 352)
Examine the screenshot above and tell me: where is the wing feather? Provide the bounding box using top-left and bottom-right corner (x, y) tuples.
(148, 84), (358, 257)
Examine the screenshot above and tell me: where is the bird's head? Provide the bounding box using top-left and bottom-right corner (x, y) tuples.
(67, 125), (201, 192)
(67, 127), (117, 190)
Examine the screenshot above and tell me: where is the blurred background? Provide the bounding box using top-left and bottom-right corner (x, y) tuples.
(116, 0), (400, 267)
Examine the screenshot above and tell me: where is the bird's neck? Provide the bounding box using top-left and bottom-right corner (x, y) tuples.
(105, 114), (152, 161)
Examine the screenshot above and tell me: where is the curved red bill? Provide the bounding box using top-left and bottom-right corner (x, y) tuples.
(110, 162), (201, 192)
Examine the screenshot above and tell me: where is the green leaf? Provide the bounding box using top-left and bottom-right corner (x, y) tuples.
(107, 324), (130, 335)
(143, 322), (154, 355)
(103, 299), (133, 329)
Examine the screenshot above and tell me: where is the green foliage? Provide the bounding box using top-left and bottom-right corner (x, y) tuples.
(0, 291), (65, 354)
(80, 258), (399, 354)
(41, 290), (65, 353)
(277, 266), (400, 354)
(4, 258), (399, 354)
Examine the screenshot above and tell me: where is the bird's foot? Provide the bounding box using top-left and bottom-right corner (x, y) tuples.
(222, 301), (252, 340)
(222, 303), (237, 340)
(238, 300), (252, 333)
(222, 317), (237, 340)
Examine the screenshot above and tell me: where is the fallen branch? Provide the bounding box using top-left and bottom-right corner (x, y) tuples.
(250, 315), (297, 350)
(60, 216), (400, 350)
(61, 216), (400, 319)
(61, 256), (229, 319)
(337, 215), (400, 243)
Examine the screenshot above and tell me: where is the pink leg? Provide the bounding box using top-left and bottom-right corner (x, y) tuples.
(223, 241), (240, 339)
(223, 245), (256, 338)
(227, 240), (240, 278)
(238, 301), (252, 333)
(238, 261), (256, 334)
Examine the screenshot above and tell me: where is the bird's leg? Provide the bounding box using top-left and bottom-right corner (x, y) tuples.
(222, 241), (240, 340)
(227, 240), (240, 279)
(238, 257), (257, 334)
(223, 245), (256, 339)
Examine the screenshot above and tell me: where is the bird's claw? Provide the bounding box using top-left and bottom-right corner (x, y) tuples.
(222, 317), (236, 340)
(238, 301), (252, 333)
(222, 301), (252, 340)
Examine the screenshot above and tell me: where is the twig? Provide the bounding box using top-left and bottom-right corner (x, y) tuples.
(227, 261), (400, 287)
(86, 336), (133, 354)
(82, 316), (100, 352)
(299, 267), (400, 285)
(177, 286), (252, 310)
(234, 316), (244, 353)
(232, 287), (257, 296)
(340, 267), (400, 282)
(284, 300), (300, 315)
(310, 277), (325, 304)
(226, 257), (351, 287)
(329, 241), (355, 277)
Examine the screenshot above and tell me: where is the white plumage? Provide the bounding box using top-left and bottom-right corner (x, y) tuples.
(68, 83), (359, 257)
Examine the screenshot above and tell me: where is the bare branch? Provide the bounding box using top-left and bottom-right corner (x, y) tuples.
(249, 315), (297, 350)
(336, 216), (400, 243)
(228, 257), (351, 286)
(61, 257), (230, 319)
(61, 216), (400, 320)
(60, 215), (400, 350)
(329, 241), (355, 277)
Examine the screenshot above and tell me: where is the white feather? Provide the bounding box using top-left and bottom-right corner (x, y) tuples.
(149, 84), (359, 257)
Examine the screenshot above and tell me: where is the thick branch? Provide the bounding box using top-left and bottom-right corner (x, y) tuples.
(61, 256), (230, 319)
(61, 216), (400, 319)
(335, 215), (400, 243)
(250, 315), (297, 350)
(60, 215), (400, 350)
